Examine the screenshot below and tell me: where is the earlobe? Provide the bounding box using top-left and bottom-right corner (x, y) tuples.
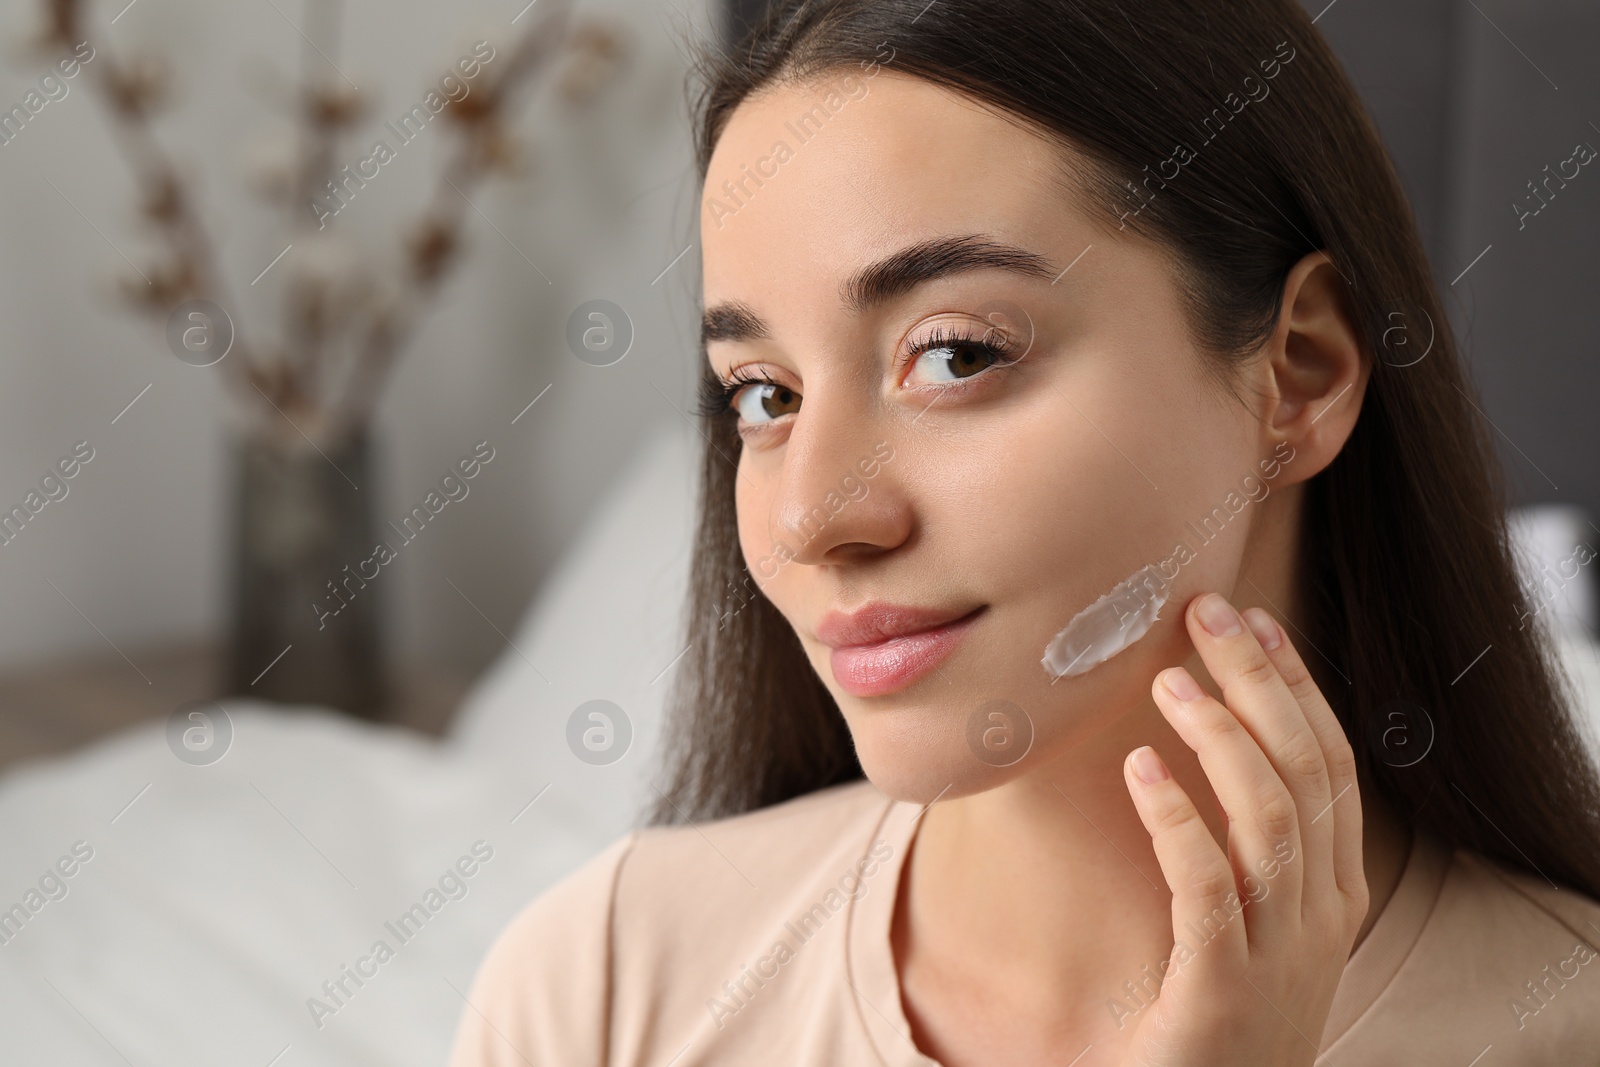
(1263, 252), (1366, 485)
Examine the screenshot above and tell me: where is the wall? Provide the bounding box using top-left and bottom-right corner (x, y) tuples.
(0, 0), (714, 677)
(1312, 0), (1599, 514)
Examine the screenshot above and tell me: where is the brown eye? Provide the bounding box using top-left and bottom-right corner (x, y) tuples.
(732, 382), (802, 424)
(933, 342), (1000, 379)
(905, 325), (1017, 387)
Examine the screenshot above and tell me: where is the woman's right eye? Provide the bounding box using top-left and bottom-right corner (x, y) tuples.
(732, 382), (802, 425)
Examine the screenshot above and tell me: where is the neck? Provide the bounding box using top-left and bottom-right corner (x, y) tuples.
(893, 716), (1412, 1054)
(903, 706), (1411, 976)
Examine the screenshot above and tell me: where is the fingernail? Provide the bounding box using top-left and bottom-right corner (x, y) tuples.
(1195, 594), (1242, 637)
(1242, 607), (1281, 650)
(1131, 746), (1169, 784)
(1162, 667), (1204, 702)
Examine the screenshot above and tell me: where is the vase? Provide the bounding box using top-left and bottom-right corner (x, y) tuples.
(224, 429), (388, 718)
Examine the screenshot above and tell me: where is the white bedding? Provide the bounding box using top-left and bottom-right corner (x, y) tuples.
(0, 707), (613, 1066)
(0, 421), (696, 1067)
(2, 418), (1598, 1066)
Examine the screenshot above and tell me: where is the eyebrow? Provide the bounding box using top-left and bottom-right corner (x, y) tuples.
(700, 234), (1062, 347)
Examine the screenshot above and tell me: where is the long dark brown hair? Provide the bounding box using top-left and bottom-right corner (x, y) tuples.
(649, 0), (1600, 901)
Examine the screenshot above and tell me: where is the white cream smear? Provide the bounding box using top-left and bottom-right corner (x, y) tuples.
(1041, 563), (1171, 678)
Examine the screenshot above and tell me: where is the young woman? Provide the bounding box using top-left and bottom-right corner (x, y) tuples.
(450, 1), (1600, 1063)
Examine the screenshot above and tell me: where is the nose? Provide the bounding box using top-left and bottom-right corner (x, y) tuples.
(764, 397), (909, 567)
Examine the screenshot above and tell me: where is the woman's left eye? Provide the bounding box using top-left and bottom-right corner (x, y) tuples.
(904, 326), (1017, 387)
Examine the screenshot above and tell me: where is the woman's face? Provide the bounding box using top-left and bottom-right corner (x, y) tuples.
(700, 70), (1288, 803)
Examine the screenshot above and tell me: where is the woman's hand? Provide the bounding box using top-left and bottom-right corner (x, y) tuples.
(1117, 592), (1368, 1067)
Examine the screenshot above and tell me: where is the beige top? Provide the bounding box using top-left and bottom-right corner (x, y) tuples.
(449, 778), (1600, 1065)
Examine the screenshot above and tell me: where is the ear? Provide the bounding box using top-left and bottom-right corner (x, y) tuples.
(1258, 251), (1368, 486)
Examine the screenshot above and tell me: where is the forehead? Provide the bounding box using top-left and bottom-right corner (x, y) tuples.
(700, 71), (1092, 309)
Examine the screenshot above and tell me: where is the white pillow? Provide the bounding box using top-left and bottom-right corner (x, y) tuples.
(446, 418), (698, 836)
(1508, 503), (1600, 758)
(1507, 503), (1596, 637)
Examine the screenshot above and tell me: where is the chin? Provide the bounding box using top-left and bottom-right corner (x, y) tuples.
(841, 696), (1035, 806)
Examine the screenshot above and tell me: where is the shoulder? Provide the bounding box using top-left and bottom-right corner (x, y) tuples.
(1459, 845), (1600, 936)
(1446, 845), (1600, 999)
(1440, 843), (1600, 979)
(1350, 834), (1600, 1062)
(446, 778), (894, 1066)
(610, 777), (895, 968)
(1449, 846), (1600, 1047)
(608, 778), (899, 1055)
(447, 829), (639, 1067)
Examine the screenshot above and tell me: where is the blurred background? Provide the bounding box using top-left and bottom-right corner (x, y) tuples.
(0, 0), (712, 748)
(0, 0), (1596, 1064)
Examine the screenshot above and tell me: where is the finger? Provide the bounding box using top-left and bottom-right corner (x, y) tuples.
(1240, 606), (1366, 919)
(1152, 665), (1303, 943)
(1123, 744), (1249, 978)
(1186, 593), (1334, 905)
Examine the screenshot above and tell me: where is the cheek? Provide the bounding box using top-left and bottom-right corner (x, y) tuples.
(951, 355), (1250, 605)
(1041, 362), (1254, 566)
(735, 469), (806, 616)
(736, 474), (778, 576)
(845, 363), (1261, 792)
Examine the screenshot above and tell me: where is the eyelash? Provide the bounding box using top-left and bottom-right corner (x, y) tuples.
(695, 324), (1020, 422)
(695, 364), (774, 420)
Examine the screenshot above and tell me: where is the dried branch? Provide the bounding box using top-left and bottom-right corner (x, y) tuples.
(40, 0), (602, 449)
(324, 0), (576, 441)
(84, 41), (270, 424)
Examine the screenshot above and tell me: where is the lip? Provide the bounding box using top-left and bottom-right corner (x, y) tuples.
(818, 602), (985, 697)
